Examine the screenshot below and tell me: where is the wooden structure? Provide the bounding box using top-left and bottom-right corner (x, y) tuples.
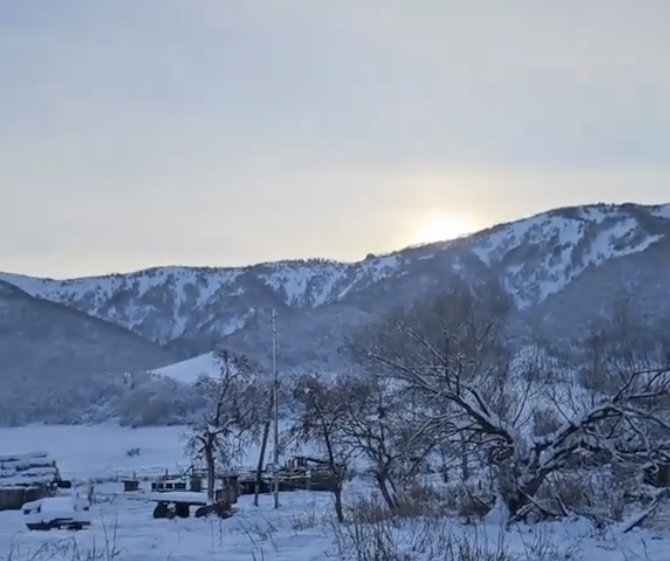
(219, 474), (240, 502)
(235, 456), (340, 497)
(123, 479), (140, 492)
(149, 491), (208, 519)
(215, 484), (238, 505)
(0, 452), (61, 511)
(146, 467), (239, 519)
(0, 487), (50, 511)
(194, 500), (233, 519)
(151, 478), (187, 492)
(190, 473), (202, 492)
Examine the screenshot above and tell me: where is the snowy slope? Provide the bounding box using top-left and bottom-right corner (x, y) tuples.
(0, 267), (245, 344)
(469, 203), (668, 307)
(150, 352), (221, 384)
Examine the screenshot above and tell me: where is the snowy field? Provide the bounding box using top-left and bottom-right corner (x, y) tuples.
(0, 424), (278, 483)
(1, 425), (670, 560)
(0, 425), (197, 482)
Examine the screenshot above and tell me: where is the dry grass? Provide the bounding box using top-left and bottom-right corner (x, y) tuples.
(326, 487), (583, 561)
(328, 501), (580, 561)
(289, 505), (324, 532)
(534, 470), (633, 527)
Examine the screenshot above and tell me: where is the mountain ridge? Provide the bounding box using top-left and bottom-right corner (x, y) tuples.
(0, 277), (179, 373)
(1, 201), (669, 370)
(0, 277), (184, 424)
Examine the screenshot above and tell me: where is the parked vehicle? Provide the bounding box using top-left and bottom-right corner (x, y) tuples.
(22, 496), (91, 531)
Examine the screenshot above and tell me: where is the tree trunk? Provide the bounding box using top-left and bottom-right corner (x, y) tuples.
(498, 468), (547, 520)
(321, 424), (346, 523)
(333, 481), (345, 523)
(460, 435), (470, 481)
(205, 441), (216, 504)
(376, 473), (397, 511)
(254, 419), (272, 507)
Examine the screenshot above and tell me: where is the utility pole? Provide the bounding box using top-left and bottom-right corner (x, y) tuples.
(272, 308), (279, 509)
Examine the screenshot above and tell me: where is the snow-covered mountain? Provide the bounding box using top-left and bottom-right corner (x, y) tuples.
(2, 202), (670, 371)
(0, 255), (402, 346)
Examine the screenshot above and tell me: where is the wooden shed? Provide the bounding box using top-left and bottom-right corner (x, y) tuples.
(0, 452), (60, 511)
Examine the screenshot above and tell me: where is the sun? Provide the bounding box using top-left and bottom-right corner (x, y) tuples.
(412, 214), (476, 245)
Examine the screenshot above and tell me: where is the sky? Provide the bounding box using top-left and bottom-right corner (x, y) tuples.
(1, 1), (669, 278)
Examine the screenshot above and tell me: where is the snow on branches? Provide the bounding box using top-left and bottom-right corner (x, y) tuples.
(348, 282), (670, 521)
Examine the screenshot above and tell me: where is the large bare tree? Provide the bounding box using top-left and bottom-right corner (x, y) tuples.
(335, 372), (436, 510)
(291, 373), (353, 523)
(349, 281), (670, 521)
(187, 349), (257, 503)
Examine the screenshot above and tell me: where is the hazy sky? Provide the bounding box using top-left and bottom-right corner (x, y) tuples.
(1, 1), (669, 278)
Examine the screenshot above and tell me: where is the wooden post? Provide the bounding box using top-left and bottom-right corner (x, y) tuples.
(87, 479), (95, 505)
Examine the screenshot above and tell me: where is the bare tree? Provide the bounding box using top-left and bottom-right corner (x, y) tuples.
(187, 349), (257, 503)
(578, 296), (670, 393)
(291, 373), (353, 523)
(349, 280), (514, 476)
(336, 372), (435, 511)
(350, 282), (670, 521)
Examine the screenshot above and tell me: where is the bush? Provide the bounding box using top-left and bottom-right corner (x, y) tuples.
(534, 469), (632, 526)
(329, 494), (581, 561)
(438, 479), (496, 522)
(329, 504), (513, 561)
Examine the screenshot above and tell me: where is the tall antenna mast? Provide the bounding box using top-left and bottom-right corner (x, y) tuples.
(272, 308), (279, 509)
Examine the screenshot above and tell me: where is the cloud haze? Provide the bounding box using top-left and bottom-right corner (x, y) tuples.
(1, 0), (669, 277)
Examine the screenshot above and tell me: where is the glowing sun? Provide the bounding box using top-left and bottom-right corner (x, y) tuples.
(412, 214), (476, 244)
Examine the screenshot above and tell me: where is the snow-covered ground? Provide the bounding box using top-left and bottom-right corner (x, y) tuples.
(0, 485), (334, 561)
(0, 424), (307, 482)
(150, 352), (221, 384)
(1, 424), (669, 560)
(0, 425), (193, 482)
